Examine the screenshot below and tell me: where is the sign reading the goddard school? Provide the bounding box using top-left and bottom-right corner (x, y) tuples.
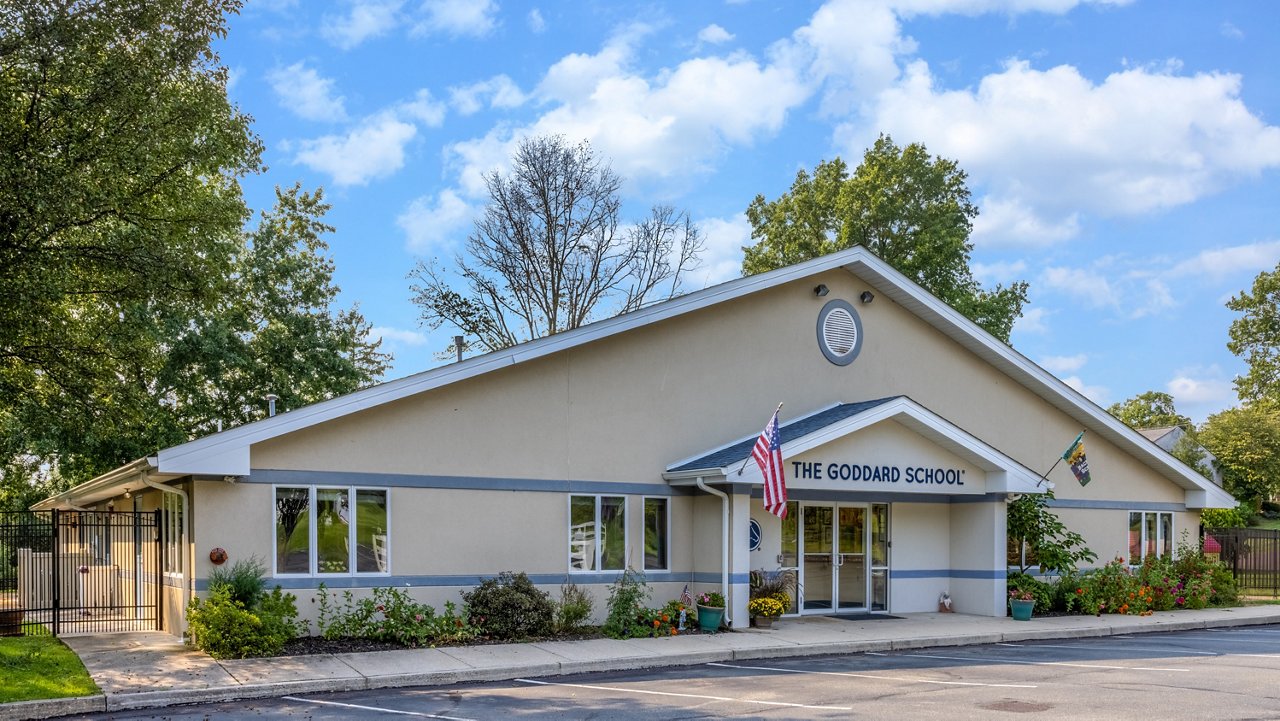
(790, 460), (978, 494)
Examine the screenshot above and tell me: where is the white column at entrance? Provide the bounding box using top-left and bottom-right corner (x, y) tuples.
(728, 489), (752, 628)
(948, 500), (1007, 616)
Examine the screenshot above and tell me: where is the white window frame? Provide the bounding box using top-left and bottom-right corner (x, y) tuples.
(163, 492), (184, 577)
(642, 496), (670, 571)
(567, 494), (628, 573)
(1127, 510), (1174, 565)
(272, 485), (391, 578)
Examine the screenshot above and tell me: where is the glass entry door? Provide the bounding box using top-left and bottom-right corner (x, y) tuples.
(801, 503), (888, 613)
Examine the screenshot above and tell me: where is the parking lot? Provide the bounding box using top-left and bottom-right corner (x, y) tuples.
(78, 626), (1280, 720)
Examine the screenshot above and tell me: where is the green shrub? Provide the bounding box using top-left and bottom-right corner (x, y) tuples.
(556, 581), (594, 633)
(1136, 555), (1179, 611)
(1201, 502), (1252, 529)
(187, 585), (299, 659)
(207, 556), (268, 609)
(1006, 573), (1052, 612)
(314, 584), (474, 646)
(602, 568), (651, 639)
(463, 572), (555, 640)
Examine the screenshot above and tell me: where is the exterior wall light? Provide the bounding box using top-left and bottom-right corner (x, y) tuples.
(860, 291), (875, 304)
(814, 284), (829, 297)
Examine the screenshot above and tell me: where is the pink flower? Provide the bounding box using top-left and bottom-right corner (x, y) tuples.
(415, 614), (424, 622)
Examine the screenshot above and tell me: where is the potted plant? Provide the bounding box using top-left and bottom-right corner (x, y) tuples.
(0, 597), (23, 637)
(747, 596), (785, 629)
(1009, 587), (1035, 621)
(696, 591), (726, 633)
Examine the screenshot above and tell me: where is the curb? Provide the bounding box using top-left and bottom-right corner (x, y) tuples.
(7, 611), (1280, 720)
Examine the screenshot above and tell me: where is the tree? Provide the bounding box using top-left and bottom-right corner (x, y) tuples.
(1007, 490), (1097, 575)
(1199, 402), (1280, 508)
(410, 135), (703, 355)
(742, 135), (1029, 341)
(1227, 261), (1280, 404)
(1107, 391), (1193, 432)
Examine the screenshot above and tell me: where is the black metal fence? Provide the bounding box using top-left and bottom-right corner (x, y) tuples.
(1203, 527), (1280, 598)
(1, 509), (162, 636)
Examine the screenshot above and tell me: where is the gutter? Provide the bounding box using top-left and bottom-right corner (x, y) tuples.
(30, 457), (157, 510)
(694, 476), (732, 626)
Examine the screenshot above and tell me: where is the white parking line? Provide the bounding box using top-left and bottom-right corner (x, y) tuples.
(514, 677), (854, 711)
(707, 661), (1037, 689)
(996, 642), (1217, 655)
(1116, 634), (1280, 646)
(281, 695), (476, 720)
(1206, 628), (1280, 634)
(882, 651), (1190, 672)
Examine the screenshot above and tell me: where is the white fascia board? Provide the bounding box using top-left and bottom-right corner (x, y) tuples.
(31, 457), (156, 510)
(663, 402), (845, 474)
(843, 257), (1226, 500)
(156, 444), (250, 477)
(1187, 485), (1236, 510)
(159, 252), (872, 477)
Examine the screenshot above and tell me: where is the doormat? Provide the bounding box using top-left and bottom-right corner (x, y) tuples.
(828, 613), (903, 621)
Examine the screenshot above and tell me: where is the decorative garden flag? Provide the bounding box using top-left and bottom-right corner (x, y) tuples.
(1062, 432), (1091, 486)
(753, 408), (788, 518)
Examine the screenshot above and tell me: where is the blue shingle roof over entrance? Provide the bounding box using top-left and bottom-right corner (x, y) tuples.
(670, 396), (903, 472)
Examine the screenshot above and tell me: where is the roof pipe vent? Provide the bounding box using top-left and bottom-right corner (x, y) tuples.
(454, 336), (465, 363)
(266, 393), (279, 418)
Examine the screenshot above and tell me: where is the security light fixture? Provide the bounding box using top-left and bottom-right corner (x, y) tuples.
(814, 284), (829, 297)
(860, 291), (874, 304)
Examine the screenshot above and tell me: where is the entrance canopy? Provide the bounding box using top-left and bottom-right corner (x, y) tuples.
(664, 396), (1048, 497)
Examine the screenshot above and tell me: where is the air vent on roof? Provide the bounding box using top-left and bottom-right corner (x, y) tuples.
(817, 299), (863, 366)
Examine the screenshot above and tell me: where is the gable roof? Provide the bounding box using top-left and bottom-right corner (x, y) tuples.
(1138, 427), (1178, 444)
(40, 245), (1234, 509)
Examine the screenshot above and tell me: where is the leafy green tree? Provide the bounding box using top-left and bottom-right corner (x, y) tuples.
(1199, 402), (1280, 508)
(1107, 391), (1193, 432)
(1227, 261), (1280, 404)
(410, 135), (703, 356)
(1007, 490), (1097, 575)
(742, 135), (1029, 341)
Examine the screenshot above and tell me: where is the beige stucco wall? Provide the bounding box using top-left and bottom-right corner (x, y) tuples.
(188, 267), (1199, 620)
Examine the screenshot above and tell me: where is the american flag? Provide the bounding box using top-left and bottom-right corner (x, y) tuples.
(753, 408), (787, 518)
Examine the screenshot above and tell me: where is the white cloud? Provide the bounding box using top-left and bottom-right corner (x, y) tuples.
(397, 88), (448, 126)
(322, 0), (404, 49)
(971, 258), (1027, 286)
(697, 24), (735, 45)
(294, 114), (417, 186)
(1167, 366), (1236, 422)
(688, 214), (752, 289)
(1062, 375), (1110, 406)
(1039, 353), (1088, 374)
(371, 326), (428, 347)
(527, 8), (546, 33)
(1041, 266), (1120, 309)
(449, 76), (527, 115)
(1220, 21), (1243, 40)
(413, 0), (498, 38)
(399, 189), (476, 253)
(1013, 306), (1048, 334)
(850, 59), (1280, 245)
(267, 62), (348, 122)
(1166, 240), (1280, 280)
(972, 195), (1079, 247)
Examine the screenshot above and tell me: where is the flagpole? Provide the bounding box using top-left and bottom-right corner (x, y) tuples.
(1036, 429), (1085, 487)
(738, 402), (784, 476)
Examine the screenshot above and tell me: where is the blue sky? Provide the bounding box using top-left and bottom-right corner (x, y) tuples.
(217, 0), (1280, 423)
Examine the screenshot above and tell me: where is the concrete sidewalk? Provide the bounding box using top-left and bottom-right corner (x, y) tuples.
(6, 605), (1280, 721)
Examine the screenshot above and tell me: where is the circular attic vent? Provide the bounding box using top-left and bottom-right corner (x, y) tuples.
(817, 299), (863, 366)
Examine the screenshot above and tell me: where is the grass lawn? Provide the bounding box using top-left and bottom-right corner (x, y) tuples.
(0, 635), (99, 703)
(1249, 516), (1280, 531)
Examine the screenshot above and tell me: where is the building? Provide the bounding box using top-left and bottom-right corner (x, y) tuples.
(33, 247), (1233, 635)
(1138, 426), (1224, 487)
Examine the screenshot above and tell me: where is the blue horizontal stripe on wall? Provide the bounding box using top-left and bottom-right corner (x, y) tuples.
(750, 488), (1006, 504)
(247, 469), (695, 497)
(195, 571), (749, 592)
(1045, 499), (1186, 512)
(894, 569), (1006, 580)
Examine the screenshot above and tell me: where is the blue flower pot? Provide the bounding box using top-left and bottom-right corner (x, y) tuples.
(697, 605), (724, 632)
(1010, 599), (1035, 621)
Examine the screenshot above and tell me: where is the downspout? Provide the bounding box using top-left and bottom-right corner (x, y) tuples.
(142, 476), (190, 628)
(695, 476), (731, 625)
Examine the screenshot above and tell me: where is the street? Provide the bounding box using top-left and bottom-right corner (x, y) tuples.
(73, 625), (1280, 720)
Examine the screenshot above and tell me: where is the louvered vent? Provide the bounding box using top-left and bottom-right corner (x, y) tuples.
(822, 308), (857, 355)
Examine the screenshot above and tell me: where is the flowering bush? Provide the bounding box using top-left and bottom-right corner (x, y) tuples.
(748, 597), (785, 617)
(316, 584), (476, 646)
(1008, 587), (1035, 602)
(696, 591), (726, 608)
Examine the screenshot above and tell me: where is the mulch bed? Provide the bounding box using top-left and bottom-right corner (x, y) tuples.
(276, 625), (724, 657)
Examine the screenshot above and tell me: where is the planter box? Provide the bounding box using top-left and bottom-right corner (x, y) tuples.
(0, 608), (24, 636)
(1010, 599), (1035, 621)
(697, 605), (724, 633)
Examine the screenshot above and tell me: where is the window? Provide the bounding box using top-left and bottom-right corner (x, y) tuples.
(162, 493), (184, 575)
(1128, 511), (1173, 564)
(274, 486), (389, 576)
(569, 495), (626, 571)
(643, 497), (668, 571)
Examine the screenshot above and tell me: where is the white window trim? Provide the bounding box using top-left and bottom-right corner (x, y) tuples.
(272, 485), (391, 578)
(163, 492), (184, 578)
(642, 496), (670, 571)
(567, 494), (628, 574)
(1127, 510), (1174, 565)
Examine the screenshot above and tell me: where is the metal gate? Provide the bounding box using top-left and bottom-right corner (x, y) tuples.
(1, 510), (162, 636)
(1203, 527), (1280, 598)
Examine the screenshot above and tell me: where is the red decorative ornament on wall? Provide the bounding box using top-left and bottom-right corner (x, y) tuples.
(208, 548), (228, 565)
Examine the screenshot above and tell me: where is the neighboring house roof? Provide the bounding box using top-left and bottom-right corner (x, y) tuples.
(1137, 425), (1225, 488)
(1138, 426), (1178, 445)
(35, 245), (1236, 510)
